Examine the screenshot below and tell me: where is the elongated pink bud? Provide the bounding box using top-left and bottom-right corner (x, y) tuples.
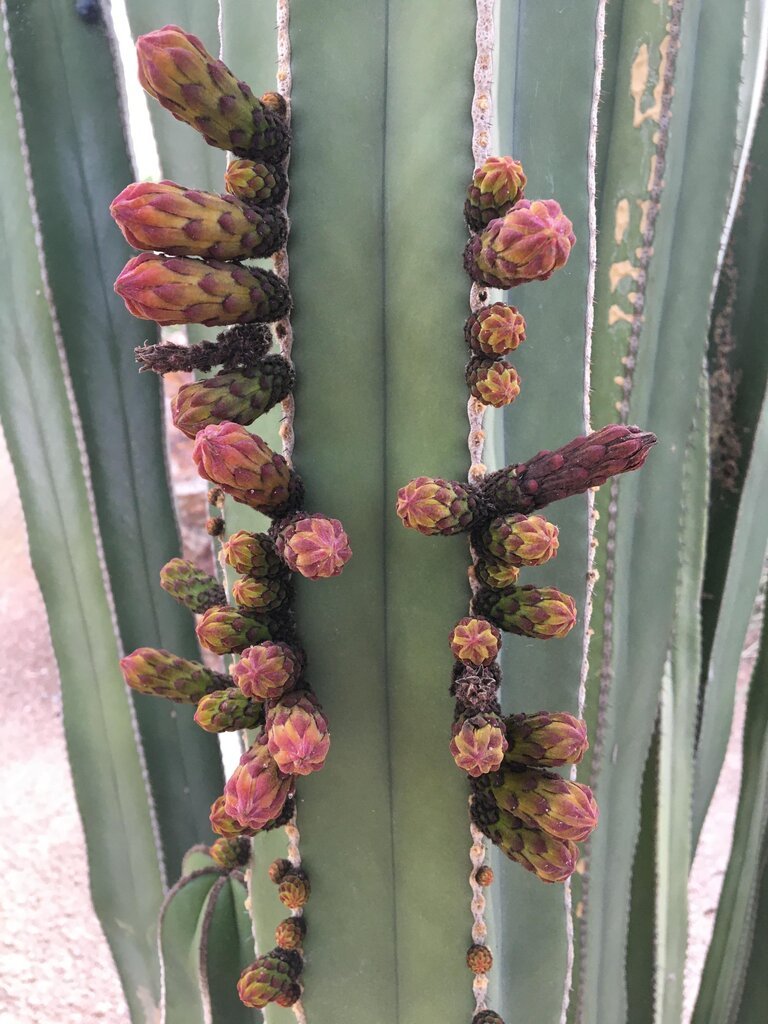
(224, 737), (292, 831)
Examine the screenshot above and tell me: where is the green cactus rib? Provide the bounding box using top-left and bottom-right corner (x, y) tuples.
(493, 3), (602, 1020)
(692, 599), (768, 1024)
(574, 0), (747, 1019)
(0, 11), (164, 1021)
(196, 873), (260, 1023)
(4, 0), (224, 878)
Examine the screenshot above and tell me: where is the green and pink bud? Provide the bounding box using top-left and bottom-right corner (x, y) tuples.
(232, 642), (302, 701)
(221, 531), (284, 577)
(231, 573), (291, 614)
(487, 808), (579, 883)
(225, 158), (287, 205)
(119, 647), (228, 703)
(195, 604), (273, 655)
(237, 952), (297, 1009)
(110, 180), (286, 261)
(481, 424), (657, 514)
(194, 688), (263, 732)
(136, 26), (290, 161)
(450, 712), (508, 777)
(464, 198), (576, 289)
(491, 767), (598, 841)
(449, 617), (502, 666)
(114, 253), (291, 327)
(275, 514), (352, 579)
(396, 476), (481, 536)
(192, 423), (297, 514)
(477, 513), (559, 567)
(465, 303), (526, 357)
(464, 156), (527, 232)
(224, 737), (293, 831)
(466, 357), (521, 408)
(159, 557), (226, 613)
(473, 585), (577, 640)
(474, 559), (520, 591)
(209, 836), (251, 870)
(209, 794), (257, 838)
(266, 691), (330, 776)
(171, 359), (294, 439)
(504, 711), (589, 768)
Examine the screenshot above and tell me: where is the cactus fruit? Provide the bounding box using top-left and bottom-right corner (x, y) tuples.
(159, 557), (226, 612)
(481, 424), (657, 515)
(466, 943), (493, 973)
(278, 872), (311, 909)
(225, 158), (288, 204)
(464, 199), (576, 289)
(110, 180), (287, 261)
(276, 917), (307, 950)
(449, 617), (502, 667)
(114, 253), (291, 327)
(473, 585), (577, 640)
(266, 690), (331, 776)
(192, 423), (299, 514)
(475, 514), (559, 568)
(232, 641), (302, 701)
(464, 156), (527, 232)
(231, 573), (292, 614)
(224, 738), (293, 832)
(136, 25), (290, 161)
(491, 768), (599, 842)
(209, 836), (251, 870)
(274, 513), (353, 579)
(465, 303), (526, 358)
(396, 476), (481, 536)
(193, 688), (263, 732)
(466, 357), (521, 408)
(504, 712), (589, 768)
(195, 605), (274, 655)
(221, 530), (284, 577)
(450, 712), (508, 777)
(119, 647), (228, 703)
(171, 359), (294, 438)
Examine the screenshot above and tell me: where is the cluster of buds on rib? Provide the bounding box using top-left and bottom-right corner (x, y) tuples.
(159, 557), (226, 612)
(119, 648), (229, 703)
(110, 180), (287, 261)
(171, 358), (294, 438)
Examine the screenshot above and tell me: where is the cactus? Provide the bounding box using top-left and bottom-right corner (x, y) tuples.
(3, 3), (768, 1024)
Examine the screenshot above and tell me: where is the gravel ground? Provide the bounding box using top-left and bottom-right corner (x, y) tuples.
(0, 415), (751, 1022)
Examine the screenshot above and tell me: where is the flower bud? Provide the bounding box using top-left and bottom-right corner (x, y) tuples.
(476, 865), (494, 886)
(464, 199), (575, 289)
(275, 917), (306, 950)
(225, 158), (287, 205)
(196, 605), (273, 655)
(232, 642), (302, 701)
(466, 943), (493, 973)
(275, 514), (352, 579)
(465, 303), (526, 357)
(192, 423), (296, 514)
(504, 712), (589, 767)
(194, 688), (263, 732)
(485, 805), (579, 883)
(222, 531), (284, 577)
(159, 557), (226, 613)
(136, 26), (290, 161)
(464, 156), (527, 232)
(450, 712), (508, 777)
(110, 180), (286, 261)
(224, 737), (292, 831)
(473, 585), (576, 640)
(278, 872), (311, 909)
(473, 1012), (505, 1024)
(119, 647), (228, 703)
(266, 691), (330, 776)
(268, 858), (293, 883)
(275, 983), (302, 1008)
(209, 836), (251, 870)
(210, 794), (257, 838)
(171, 358), (294, 438)
(474, 560), (520, 591)
(466, 357), (521, 408)
(115, 253), (291, 327)
(481, 424), (657, 515)
(449, 617), (502, 666)
(396, 476), (481, 536)
(237, 953), (296, 1009)
(491, 767), (598, 841)
(477, 514), (559, 568)
(231, 574), (291, 614)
